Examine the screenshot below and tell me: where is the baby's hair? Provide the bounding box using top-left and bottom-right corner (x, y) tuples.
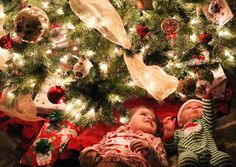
(128, 105), (153, 115)
(127, 105), (161, 137)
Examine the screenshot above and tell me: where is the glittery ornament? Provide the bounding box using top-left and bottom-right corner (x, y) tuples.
(15, 6), (49, 43)
(0, 34), (13, 49)
(199, 32), (212, 44)
(136, 24), (150, 37)
(161, 18), (179, 47)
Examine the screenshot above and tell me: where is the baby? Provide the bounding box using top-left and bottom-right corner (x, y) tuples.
(79, 105), (168, 167)
(163, 88), (233, 167)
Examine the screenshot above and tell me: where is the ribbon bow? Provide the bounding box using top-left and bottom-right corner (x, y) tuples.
(184, 122), (198, 129)
(166, 33), (178, 39)
(192, 55), (205, 60)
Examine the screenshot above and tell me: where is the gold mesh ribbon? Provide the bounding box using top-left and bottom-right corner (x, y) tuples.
(124, 55), (178, 101)
(0, 89), (44, 121)
(69, 0), (131, 49)
(69, 0), (179, 101)
(0, 5), (12, 70)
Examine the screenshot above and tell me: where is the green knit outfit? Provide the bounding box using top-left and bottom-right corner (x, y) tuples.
(164, 98), (233, 167)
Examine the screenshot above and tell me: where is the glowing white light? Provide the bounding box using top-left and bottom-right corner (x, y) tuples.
(52, 43), (57, 48)
(228, 55), (234, 62)
(60, 55), (68, 63)
(224, 49), (234, 61)
(218, 29), (232, 38)
(46, 49), (52, 54)
(188, 71), (195, 77)
(114, 95), (121, 102)
(167, 52), (174, 57)
(56, 68), (63, 74)
(57, 8), (64, 15)
(66, 23), (76, 29)
(0, 48), (10, 61)
(29, 79), (36, 88)
(144, 73), (150, 79)
(114, 48), (119, 53)
(41, 2), (49, 9)
(72, 46), (78, 51)
(66, 103), (73, 112)
(120, 117), (128, 124)
(0, 10), (5, 18)
(55, 79), (62, 85)
(190, 34), (198, 42)
(87, 108), (95, 118)
(7, 92), (14, 99)
(31, 82), (36, 88)
(190, 18), (199, 25)
(101, 19), (109, 26)
(140, 47), (146, 54)
(76, 99), (81, 104)
(129, 26), (136, 33)
(224, 49), (231, 56)
(99, 63), (108, 73)
(86, 50), (95, 57)
(127, 80), (135, 87)
(12, 53), (20, 61)
(175, 63), (182, 68)
(86, 17), (96, 28)
(148, 83), (156, 91)
(18, 60), (24, 66)
(109, 94), (122, 103)
(74, 113), (81, 120)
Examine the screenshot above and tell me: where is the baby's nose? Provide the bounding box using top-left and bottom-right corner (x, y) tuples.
(192, 106), (198, 109)
(146, 116), (153, 121)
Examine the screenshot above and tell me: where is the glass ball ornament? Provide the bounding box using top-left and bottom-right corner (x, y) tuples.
(47, 85), (65, 104)
(49, 25), (67, 44)
(14, 6), (49, 43)
(73, 57), (93, 78)
(208, 0), (221, 14)
(0, 34), (13, 49)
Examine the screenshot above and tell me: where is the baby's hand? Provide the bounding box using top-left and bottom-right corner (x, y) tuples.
(163, 116), (176, 131)
(80, 150), (101, 167)
(130, 140), (151, 155)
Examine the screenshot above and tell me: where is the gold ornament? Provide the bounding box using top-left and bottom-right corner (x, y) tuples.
(135, 0), (153, 10)
(15, 6), (49, 43)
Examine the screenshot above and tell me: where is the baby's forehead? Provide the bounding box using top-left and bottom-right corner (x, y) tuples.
(185, 101), (202, 107)
(134, 106), (155, 115)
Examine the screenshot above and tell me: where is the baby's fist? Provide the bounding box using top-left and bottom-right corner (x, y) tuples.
(163, 116), (176, 131)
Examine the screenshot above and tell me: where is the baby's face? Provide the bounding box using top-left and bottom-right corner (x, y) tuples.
(181, 101), (203, 125)
(128, 106), (157, 135)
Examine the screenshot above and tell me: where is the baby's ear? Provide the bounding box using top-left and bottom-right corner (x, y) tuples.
(178, 121), (183, 127)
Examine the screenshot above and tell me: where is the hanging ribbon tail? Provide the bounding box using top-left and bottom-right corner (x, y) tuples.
(69, 0), (178, 101)
(69, 0), (131, 49)
(124, 55), (179, 101)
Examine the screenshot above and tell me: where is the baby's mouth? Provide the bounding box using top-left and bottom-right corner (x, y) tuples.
(144, 120), (152, 126)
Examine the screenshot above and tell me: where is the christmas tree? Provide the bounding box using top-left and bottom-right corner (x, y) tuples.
(0, 0), (235, 128)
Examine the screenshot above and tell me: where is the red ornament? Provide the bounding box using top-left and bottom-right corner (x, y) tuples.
(0, 34), (13, 49)
(136, 25), (150, 37)
(199, 32), (212, 44)
(47, 86), (65, 104)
